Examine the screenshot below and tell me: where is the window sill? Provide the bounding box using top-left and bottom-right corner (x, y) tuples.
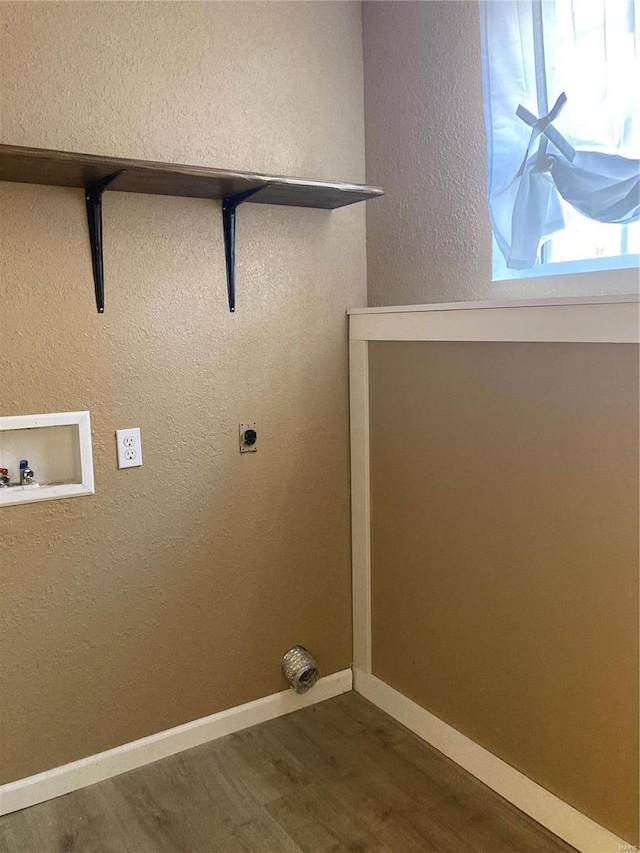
(493, 252), (640, 282)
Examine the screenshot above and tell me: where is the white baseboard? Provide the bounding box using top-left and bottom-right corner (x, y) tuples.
(353, 669), (633, 853)
(0, 668), (352, 817)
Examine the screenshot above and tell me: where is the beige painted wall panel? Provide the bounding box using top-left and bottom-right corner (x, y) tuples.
(369, 341), (639, 844)
(0, 1), (365, 783)
(362, 1), (639, 305)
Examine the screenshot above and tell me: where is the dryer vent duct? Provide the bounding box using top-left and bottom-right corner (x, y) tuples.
(281, 646), (320, 694)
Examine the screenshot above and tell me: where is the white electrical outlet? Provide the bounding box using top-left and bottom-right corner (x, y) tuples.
(116, 427), (143, 469)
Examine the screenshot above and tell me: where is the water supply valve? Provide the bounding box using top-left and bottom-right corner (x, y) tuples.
(19, 460), (35, 485)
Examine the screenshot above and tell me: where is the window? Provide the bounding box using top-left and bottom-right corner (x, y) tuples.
(481, 0), (640, 281)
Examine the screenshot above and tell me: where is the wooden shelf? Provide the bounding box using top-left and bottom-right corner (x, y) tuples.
(0, 144), (383, 313)
(0, 144), (383, 208)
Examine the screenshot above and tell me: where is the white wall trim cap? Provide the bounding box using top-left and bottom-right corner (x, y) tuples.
(0, 669), (352, 816)
(349, 299), (639, 343)
(347, 293), (640, 314)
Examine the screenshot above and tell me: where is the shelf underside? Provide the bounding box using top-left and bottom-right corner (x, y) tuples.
(0, 144), (383, 209)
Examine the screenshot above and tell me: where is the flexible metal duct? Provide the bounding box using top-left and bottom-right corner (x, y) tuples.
(281, 645), (320, 694)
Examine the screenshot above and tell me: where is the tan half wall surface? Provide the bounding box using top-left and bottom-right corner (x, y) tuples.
(369, 341), (639, 844)
(0, 1), (365, 783)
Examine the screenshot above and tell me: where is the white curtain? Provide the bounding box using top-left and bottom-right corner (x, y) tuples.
(480, 0), (640, 270)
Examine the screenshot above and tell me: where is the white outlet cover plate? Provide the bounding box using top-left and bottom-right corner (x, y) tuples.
(116, 427), (142, 469)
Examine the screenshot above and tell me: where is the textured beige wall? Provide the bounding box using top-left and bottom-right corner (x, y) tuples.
(0, 1), (366, 783)
(362, 1), (639, 305)
(369, 341), (639, 844)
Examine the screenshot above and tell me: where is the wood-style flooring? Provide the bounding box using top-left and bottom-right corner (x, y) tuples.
(0, 692), (576, 853)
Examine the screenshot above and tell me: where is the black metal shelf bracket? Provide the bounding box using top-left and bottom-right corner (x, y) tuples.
(85, 171), (124, 313)
(222, 185), (265, 313)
